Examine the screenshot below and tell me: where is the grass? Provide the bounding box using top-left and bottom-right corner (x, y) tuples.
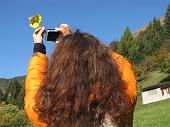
(133, 71), (170, 127)
(133, 96), (170, 127)
(139, 71), (169, 89)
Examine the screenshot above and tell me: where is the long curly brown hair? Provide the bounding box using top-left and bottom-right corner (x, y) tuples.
(34, 31), (132, 127)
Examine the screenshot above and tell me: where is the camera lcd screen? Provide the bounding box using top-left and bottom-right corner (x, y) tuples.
(46, 29), (60, 41)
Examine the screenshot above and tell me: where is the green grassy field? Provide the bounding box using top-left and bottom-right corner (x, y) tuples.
(133, 71), (170, 127)
(134, 97), (170, 127)
(139, 71), (169, 89)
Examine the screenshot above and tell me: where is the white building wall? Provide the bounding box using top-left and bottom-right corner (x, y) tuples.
(142, 88), (170, 104)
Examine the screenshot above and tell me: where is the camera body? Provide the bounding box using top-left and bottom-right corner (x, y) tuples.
(46, 29), (61, 41)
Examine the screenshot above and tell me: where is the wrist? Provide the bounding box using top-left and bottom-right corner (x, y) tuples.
(34, 41), (43, 44)
(34, 41), (42, 43)
(33, 38), (43, 44)
(33, 43), (46, 54)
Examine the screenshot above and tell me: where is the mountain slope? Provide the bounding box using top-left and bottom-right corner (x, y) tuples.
(0, 76), (26, 94)
(132, 17), (164, 37)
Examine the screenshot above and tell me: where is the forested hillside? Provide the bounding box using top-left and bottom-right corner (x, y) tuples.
(110, 5), (170, 84)
(0, 76), (25, 109)
(0, 76), (34, 127)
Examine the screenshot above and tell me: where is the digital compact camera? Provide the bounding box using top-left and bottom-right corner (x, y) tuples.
(46, 29), (61, 41)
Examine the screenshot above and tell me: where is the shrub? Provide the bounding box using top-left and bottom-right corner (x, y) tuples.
(0, 104), (33, 127)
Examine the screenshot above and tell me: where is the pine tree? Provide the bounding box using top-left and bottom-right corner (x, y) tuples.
(142, 21), (154, 55)
(120, 27), (133, 58)
(0, 89), (3, 103)
(109, 39), (120, 53)
(151, 18), (164, 53)
(16, 85), (25, 109)
(164, 4), (170, 38)
(12, 79), (21, 99)
(129, 36), (145, 64)
(141, 18), (165, 56)
(6, 79), (21, 105)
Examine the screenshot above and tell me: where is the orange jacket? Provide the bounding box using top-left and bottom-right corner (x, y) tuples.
(24, 52), (137, 127)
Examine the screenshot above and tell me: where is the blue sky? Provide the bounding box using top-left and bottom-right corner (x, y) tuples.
(0, 0), (169, 79)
